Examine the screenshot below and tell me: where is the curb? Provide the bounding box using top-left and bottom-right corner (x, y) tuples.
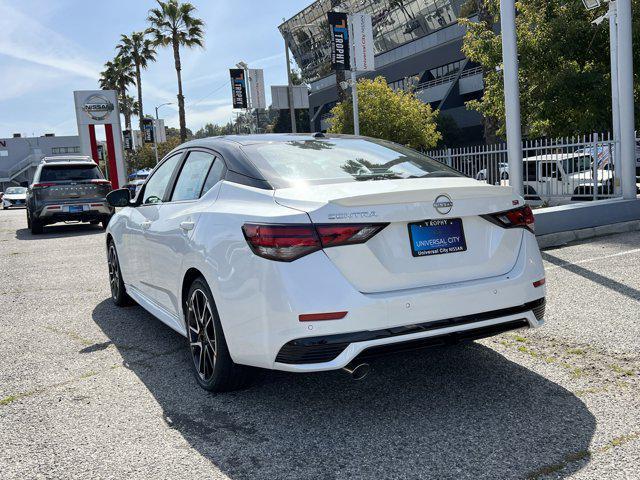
(537, 219), (640, 249)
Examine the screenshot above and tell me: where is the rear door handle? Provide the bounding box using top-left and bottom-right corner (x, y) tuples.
(141, 220), (152, 230)
(180, 221), (195, 231)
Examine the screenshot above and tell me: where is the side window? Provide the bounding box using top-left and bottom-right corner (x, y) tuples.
(540, 162), (558, 178)
(171, 151), (215, 202)
(523, 161), (538, 180)
(143, 154), (182, 204)
(201, 158), (225, 195)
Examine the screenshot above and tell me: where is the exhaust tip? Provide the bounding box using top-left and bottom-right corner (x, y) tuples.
(343, 362), (370, 381)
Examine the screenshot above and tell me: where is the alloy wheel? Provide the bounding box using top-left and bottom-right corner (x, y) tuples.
(187, 289), (217, 381)
(107, 245), (120, 300)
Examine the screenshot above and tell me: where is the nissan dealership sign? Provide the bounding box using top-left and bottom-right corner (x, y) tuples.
(74, 90), (119, 125)
(81, 94), (115, 121)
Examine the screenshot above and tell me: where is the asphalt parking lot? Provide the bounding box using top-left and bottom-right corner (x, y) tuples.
(0, 207), (638, 480)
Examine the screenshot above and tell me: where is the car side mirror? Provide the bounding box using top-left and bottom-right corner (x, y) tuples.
(107, 188), (131, 207)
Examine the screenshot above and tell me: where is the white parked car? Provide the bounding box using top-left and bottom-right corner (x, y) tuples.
(105, 134), (546, 392)
(2, 186), (27, 209)
(522, 152), (614, 205)
(476, 162), (509, 181)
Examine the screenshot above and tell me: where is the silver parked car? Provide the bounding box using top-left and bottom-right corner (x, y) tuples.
(26, 156), (114, 234)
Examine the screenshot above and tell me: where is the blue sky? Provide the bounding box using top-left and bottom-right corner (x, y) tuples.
(0, 0), (308, 138)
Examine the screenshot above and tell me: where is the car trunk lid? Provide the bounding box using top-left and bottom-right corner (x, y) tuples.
(274, 178), (524, 293)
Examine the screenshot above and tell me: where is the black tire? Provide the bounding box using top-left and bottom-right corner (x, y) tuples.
(185, 277), (253, 392)
(30, 217), (43, 234)
(107, 240), (132, 307)
(26, 211), (31, 229)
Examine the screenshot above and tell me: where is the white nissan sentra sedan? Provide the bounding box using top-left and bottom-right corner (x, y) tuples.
(105, 134), (546, 391)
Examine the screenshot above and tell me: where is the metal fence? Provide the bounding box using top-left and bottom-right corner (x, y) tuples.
(425, 132), (619, 206)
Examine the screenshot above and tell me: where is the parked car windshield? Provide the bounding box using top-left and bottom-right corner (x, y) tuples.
(242, 138), (462, 186)
(40, 164), (102, 182)
(5, 187), (26, 194)
(562, 155), (591, 174)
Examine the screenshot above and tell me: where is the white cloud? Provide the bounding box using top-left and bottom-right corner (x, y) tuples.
(0, 0), (100, 79)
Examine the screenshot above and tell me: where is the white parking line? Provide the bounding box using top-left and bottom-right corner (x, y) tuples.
(545, 248), (640, 271)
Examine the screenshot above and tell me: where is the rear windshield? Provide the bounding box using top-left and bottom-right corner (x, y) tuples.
(241, 138), (462, 187)
(40, 164), (103, 182)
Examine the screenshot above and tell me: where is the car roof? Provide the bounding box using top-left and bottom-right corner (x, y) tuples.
(41, 155), (96, 164)
(166, 133), (367, 190)
(523, 152), (592, 162)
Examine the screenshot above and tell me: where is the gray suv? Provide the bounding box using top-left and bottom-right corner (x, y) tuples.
(26, 156), (114, 234)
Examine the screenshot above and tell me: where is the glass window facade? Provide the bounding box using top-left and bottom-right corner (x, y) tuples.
(280, 0), (468, 83)
(51, 146), (80, 154)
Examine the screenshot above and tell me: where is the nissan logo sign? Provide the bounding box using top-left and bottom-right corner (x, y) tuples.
(82, 94), (114, 121)
(433, 194), (453, 215)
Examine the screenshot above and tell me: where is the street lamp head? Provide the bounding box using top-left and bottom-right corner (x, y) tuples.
(582, 0), (602, 10)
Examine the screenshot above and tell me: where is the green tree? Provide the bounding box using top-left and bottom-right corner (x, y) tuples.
(128, 136), (182, 171)
(147, 0), (205, 143)
(460, 0), (640, 138)
(328, 76), (441, 150)
(117, 31), (157, 133)
(194, 122), (236, 138)
(99, 56), (136, 129)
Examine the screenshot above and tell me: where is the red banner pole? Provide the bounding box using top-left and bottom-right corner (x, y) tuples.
(104, 124), (120, 189)
(88, 124), (99, 164)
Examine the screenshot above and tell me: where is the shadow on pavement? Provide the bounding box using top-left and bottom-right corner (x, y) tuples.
(15, 223), (104, 240)
(92, 298), (595, 479)
(542, 251), (640, 301)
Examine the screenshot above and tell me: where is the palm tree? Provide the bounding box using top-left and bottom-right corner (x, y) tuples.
(117, 31), (157, 133)
(99, 56), (136, 129)
(147, 0), (205, 142)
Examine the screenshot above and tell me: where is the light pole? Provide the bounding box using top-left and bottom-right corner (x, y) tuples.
(284, 38), (297, 133)
(282, 22), (320, 133)
(154, 102), (172, 164)
(616, 0), (636, 199)
(500, 0), (523, 195)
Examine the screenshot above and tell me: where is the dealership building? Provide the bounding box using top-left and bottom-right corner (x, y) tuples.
(280, 0), (484, 142)
(0, 134), (82, 190)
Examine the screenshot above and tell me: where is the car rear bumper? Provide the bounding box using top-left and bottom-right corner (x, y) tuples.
(35, 201), (113, 221)
(218, 231), (546, 372)
(274, 298), (544, 369)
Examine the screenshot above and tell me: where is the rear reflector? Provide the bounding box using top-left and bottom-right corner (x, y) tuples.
(90, 203), (103, 207)
(533, 278), (546, 288)
(242, 223), (388, 262)
(48, 206), (61, 210)
(299, 311), (348, 322)
(485, 205), (535, 232)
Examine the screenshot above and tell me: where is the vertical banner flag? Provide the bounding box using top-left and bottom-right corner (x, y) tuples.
(230, 69), (248, 108)
(328, 12), (350, 70)
(351, 13), (375, 72)
(122, 130), (133, 150)
(141, 118), (155, 143)
(248, 69), (266, 109)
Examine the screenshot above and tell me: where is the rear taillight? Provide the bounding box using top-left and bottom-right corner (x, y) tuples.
(485, 205), (535, 232)
(32, 183), (56, 188)
(315, 224), (388, 248)
(242, 223), (388, 262)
